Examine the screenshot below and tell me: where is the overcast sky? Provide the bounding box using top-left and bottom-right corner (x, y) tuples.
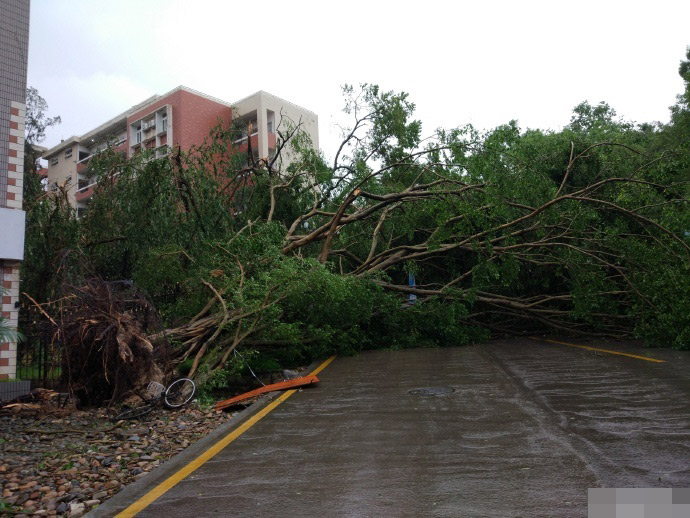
(28, 0), (690, 160)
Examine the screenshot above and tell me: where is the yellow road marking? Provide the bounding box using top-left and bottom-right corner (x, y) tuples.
(116, 355), (337, 517)
(529, 337), (665, 363)
(310, 355), (337, 376)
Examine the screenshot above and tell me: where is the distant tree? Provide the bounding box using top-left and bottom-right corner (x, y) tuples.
(567, 101), (629, 133)
(20, 88), (78, 305)
(24, 86), (61, 181)
(24, 87), (61, 147)
(669, 46), (690, 136)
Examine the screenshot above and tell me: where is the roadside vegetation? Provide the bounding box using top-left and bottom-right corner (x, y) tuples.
(20, 48), (690, 402)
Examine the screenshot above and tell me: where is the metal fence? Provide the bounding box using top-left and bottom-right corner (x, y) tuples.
(0, 380), (31, 401)
(16, 306), (62, 390)
(14, 285), (159, 392)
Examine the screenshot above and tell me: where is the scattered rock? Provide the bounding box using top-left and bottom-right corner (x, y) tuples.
(68, 501), (85, 517)
(104, 480), (120, 490)
(115, 427), (148, 437)
(0, 404), (234, 515)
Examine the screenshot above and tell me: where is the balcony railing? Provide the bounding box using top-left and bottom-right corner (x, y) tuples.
(76, 137), (127, 164)
(76, 182), (96, 194)
(75, 182), (97, 203)
(233, 130), (259, 144)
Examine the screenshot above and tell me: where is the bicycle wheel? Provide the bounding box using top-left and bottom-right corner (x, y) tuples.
(114, 403), (155, 420)
(164, 378), (196, 408)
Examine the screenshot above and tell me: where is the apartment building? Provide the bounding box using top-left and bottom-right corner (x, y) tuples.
(0, 0), (30, 380)
(42, 87), (319, 215)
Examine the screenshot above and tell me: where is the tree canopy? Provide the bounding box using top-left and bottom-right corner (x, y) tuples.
(22, 49), (690, 395)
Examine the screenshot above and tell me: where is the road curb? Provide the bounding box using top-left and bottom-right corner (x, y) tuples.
(88, 360), (322, 517)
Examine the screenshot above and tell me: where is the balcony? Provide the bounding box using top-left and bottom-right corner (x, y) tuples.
(76, 137), (127, 168)
(234, 132), (276, 155)
(75, 183), (96, 202)
(142, 119), (156, 133)
(236, 133), (259, 154)
(233, 129), (259, 144)
(77, 161), (90, 174)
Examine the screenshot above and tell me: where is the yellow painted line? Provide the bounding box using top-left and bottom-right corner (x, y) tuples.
(309, 355), (337, 376)
(529, 337), (665, 363)
(116, 355), (337, 517)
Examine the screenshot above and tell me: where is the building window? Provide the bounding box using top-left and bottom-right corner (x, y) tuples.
(65, 148), (72, 158)
(135, 125), (142, 144)
(267, 121), (273, 133)
(161, 113), (167, 133)
(50, 157), (58, 166)
(78, 150), (90, 161)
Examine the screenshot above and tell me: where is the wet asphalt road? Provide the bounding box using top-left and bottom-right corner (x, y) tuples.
(133, 338), (690, 517)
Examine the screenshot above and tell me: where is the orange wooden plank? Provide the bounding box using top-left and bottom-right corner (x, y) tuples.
(214, 375), (320, 411)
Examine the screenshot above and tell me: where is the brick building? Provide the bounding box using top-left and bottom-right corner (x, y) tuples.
(42, 87), (319, 215)
(0, 0), (29, 380)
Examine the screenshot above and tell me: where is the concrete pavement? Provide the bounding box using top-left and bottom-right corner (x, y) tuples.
(94, 338), (690, 517)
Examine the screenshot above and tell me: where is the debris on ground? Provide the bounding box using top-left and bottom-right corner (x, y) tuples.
(0, 400), (236, 516)
(214, 375), (320, 411)
(0, 388), (59, 406)
(0, 389), (60, 415)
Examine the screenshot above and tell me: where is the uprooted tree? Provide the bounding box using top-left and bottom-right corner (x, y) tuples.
(25, 48), (690, 403)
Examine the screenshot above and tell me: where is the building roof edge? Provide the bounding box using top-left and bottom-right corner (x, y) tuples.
(43, 136), (82, 158)
(231, 90), (318, 117)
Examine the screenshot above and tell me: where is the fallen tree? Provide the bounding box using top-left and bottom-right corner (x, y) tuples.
(24, 52), (690, 394)
(85, 83), (690, 367)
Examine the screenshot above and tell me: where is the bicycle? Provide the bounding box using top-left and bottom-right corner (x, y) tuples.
(114, 378), (196, 420)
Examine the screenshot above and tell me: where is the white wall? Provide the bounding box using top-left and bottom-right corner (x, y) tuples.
(0, 208), (25, 261)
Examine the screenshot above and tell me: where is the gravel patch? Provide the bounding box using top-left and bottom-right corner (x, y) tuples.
(0, 403), (238, 516)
